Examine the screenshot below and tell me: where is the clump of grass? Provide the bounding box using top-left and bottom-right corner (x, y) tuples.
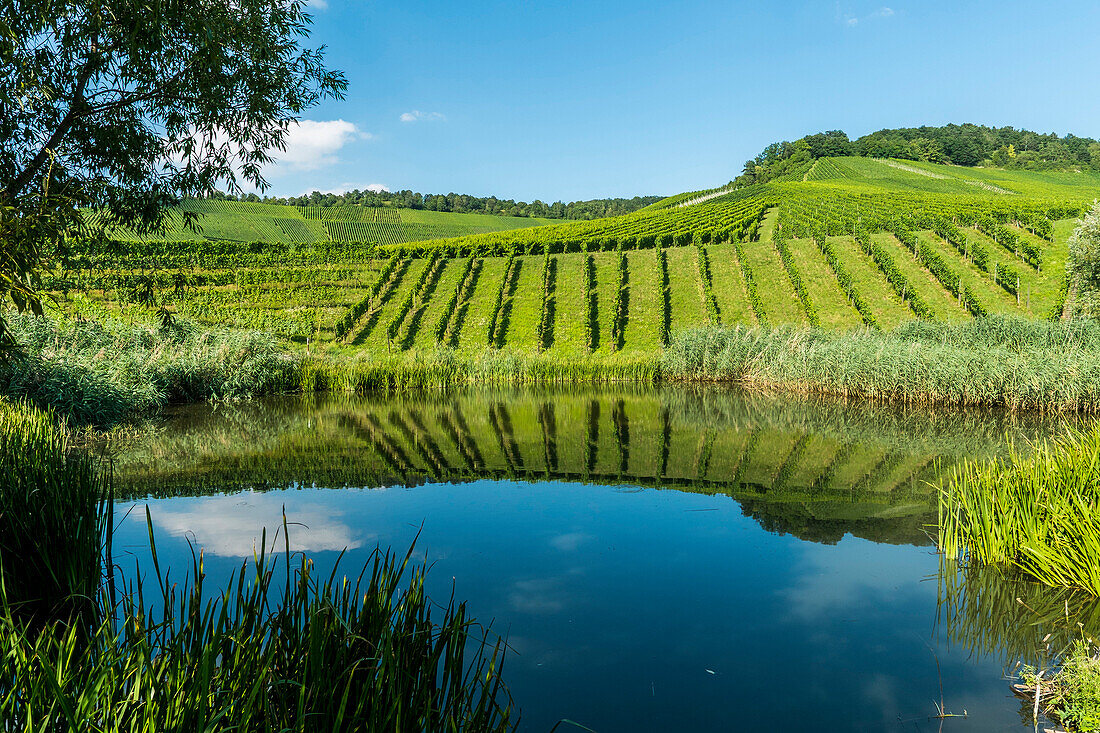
(0, 521), (515, 731)
(2, 314), (299, 425)
(0, 401), (107, 626)
(0, 401), (515, 731)
(1021, 640), (1100, 732)
(939, 424), (1100, 594)
(661, 317), (1100, 412)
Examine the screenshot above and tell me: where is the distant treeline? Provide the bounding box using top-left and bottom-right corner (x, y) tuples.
(737, 124), (1100, 185)
(208, 189), (663, 221)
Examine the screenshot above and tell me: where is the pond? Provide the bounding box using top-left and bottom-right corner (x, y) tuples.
(110, 386), (1100, 731)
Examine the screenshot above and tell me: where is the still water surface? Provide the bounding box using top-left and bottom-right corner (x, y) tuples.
(111, 387), (1096, 731)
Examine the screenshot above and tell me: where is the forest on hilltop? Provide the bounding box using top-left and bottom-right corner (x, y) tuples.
(737, 124), (1100, 186)
(208, 188), (663, 221)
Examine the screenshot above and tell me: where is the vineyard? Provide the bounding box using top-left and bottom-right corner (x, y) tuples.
(90, 199), (559, 246)
(54, 157), (1100, 350)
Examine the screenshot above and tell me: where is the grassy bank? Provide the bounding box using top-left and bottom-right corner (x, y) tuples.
(660, 317), (1100, 412)
(0, 402), (515, 730)
(1023, 640), (1100, 732)
(8, 313), (1100, 426)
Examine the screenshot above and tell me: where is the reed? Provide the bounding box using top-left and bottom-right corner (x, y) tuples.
(939, 424), (1100, 593)
(2, 314), (299, 425)
(0, 402), (108, 625)
(0, 402), (515, 731)
(661, 317), (1100, 412)
(0, 519), (514, 731)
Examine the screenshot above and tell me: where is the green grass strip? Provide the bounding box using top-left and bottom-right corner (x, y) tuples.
(772, 230), (820, 327)
(812, 231), (878, 329)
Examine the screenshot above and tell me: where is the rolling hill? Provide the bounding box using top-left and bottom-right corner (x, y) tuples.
(59, 157), (1100, 347)
(89, 198), (560, 245)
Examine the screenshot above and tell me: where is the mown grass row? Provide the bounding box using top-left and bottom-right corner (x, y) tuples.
(656, 247), (671, 345)
(852, 228), (933, 319)
(772, 231), (819, 326)
(893, 225), (987, 317)
(812, 232), (878, 328)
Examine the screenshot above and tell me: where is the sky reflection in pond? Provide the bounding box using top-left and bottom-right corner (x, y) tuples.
(111, 387), (1086, 732)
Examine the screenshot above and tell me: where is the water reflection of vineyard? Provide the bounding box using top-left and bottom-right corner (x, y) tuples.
(114, 387), (1088, 546)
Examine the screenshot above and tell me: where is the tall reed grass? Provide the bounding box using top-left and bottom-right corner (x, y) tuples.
(0, 402), (515, 730)
(0, 521), (514, 731)
(939, 424), (1100, 594)
(2, 314), (299, 425)
(661, 316), (1100, 412)
(0, 402), (107, 625)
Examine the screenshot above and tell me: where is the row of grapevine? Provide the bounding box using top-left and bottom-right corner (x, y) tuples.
(852, 229), (934, 320)
(1016, 211), (1053, 242)
(731, 238), (766, 326)
(387, 252), (444, 346)
(434, 256), (478, 343)
(695, 244), (721, 325)
(934, 218), (989, 272)
(812, 232), (878, 328)
(976, 218), (1042, 269)
(333, 256), (402, 340)
(487, 253), (517, 346)
(993, 262), (1021, 298)
(583, 255), (597, 352)
(892, 226), (986, 317)
(771, 232), (819, 327)
(535, 250), (556, 352)
(610, 249), (627, 350)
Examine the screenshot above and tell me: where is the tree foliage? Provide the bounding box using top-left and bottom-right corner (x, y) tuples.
(735, 124), (1100, 187)
(212, 188), (663, 221)
(1069, 201), (1100, 319)
(0, 0), (346, 325)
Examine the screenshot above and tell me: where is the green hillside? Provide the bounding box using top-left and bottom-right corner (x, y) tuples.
(57, 157), (1099, 345)
(89, 198), (559, 245)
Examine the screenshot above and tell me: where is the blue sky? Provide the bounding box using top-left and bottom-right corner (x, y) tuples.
(260, 0), (1100, 201)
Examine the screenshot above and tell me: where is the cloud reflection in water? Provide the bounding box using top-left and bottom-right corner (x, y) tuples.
(148, 492), (366, 557)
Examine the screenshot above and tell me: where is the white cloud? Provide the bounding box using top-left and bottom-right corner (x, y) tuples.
(306, 0), (328, 9)
(268, 119), (363, 174)
(549, 532), (590, 552)
(400, 110), (446, 123)
(839, 5), (895, 26)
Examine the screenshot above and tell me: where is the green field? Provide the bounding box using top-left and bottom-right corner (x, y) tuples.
(88, 199), (560, 246)
(54, 157), (1100, 350)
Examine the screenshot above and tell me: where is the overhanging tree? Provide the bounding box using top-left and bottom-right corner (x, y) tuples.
(0, 0), (346, 344)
